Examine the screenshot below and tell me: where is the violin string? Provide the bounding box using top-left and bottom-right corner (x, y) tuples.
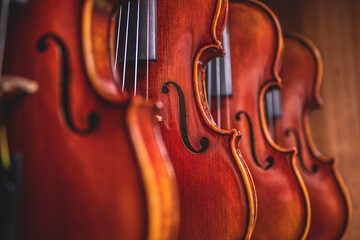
(146, 0), (150, 101)
(271, 90), (277, 138)
(270, 96), (274, 138)
(225, 82), (230, 130)
(266, 91), (274, 137)
(223, 26), (231, 130)
(121, 1), (131, 92)
(114, 5), (122, 74)
(216, 57), (221, 128)
(207, 61), (212, 111)
(133, 0), (140, 96)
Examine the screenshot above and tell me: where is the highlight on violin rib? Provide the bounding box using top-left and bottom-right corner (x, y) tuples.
(37, 34), (99, 134)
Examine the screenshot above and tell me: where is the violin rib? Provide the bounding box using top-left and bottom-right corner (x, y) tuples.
(208, 0), (311, 238)
(275, 32), (352, 239)
(3, 0), (179, 239)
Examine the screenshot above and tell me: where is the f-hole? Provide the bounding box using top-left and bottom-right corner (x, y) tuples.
(162, 81), (209, 154)
(285, 127), (318, 175)
(236, 111), (274, 170)
(37, 34), (99, 135)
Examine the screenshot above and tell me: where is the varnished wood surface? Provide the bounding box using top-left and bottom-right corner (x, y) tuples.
(121, 0), (258, 239)
(3, 0), (179, 239)
(275, 33), (351, 240)
(270, 1), (360, 239)
(209, 1), (310, 239)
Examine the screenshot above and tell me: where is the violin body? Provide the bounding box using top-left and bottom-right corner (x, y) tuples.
(119, 0), (257, 239)
(3, 0), (179, 239)
(274, 32), (351, 239)
(209, 0), (311, 238)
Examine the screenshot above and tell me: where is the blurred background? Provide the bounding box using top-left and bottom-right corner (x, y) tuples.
(271, 0), (360, 239)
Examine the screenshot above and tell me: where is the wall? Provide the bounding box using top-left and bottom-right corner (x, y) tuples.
(270, 0), (360, 239)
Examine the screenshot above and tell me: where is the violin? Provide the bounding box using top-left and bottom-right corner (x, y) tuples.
(271, 32), (352, 239)
(2, 0), (179, 239)
(207, 1), (310, 239)
(205, 0), (311, 238)
(115, 0), (257, 238)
